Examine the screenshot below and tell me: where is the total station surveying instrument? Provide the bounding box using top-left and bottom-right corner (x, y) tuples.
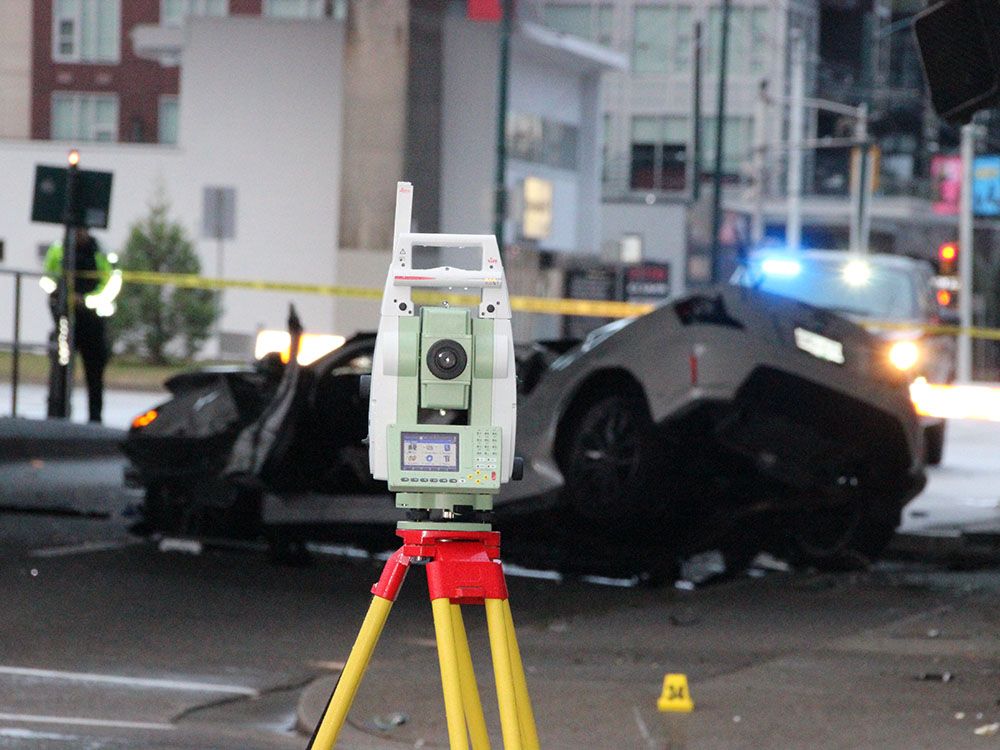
(307, 182), (539, 750)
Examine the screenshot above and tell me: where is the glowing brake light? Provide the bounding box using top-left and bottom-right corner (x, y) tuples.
(132, 409), (158, 429)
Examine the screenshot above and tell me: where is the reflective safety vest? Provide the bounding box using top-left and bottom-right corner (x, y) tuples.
(40, 242), (122, 318)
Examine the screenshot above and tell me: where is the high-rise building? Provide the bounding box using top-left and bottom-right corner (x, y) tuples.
(534, 0), (819, 199)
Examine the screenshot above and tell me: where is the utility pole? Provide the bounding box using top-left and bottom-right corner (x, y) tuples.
(751, 80), (768, 245)
(691, 21), (703, 202)
(786, 30), (805, 251)
(709, 0), (732, 282)
(493, 0), (512, 255)
(958, 122), (975, 382)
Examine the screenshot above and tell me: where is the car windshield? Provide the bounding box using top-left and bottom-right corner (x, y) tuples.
(743, 256), (919, 320)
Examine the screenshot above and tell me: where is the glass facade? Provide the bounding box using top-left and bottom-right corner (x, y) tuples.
(543, 3), (613, 46)
(158, 97), (179, 144)
(507, 113), (579, 170)
(161, 0), (228, 26)
(263, 0), (326, 18)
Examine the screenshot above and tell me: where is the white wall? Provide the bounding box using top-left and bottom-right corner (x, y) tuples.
(0, 0), (32, 139)
(439, 7), (607, 257)
(601, 201), (688, 293)
(0, 17), (345, 351)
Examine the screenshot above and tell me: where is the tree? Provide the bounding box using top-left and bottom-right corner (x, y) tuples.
(111, 195), (220, 363)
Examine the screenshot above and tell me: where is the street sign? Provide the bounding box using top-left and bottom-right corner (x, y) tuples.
(931, 155), (962, 215)
(202, 186), (237, 240)
(31, 165), (113, 228)
(623, 262), (671, 304)
(973, 155), (1000, 216)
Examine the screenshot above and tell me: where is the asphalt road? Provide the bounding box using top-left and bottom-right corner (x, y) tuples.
(1, 414), (999, 748)
(1, 515), (998, 749)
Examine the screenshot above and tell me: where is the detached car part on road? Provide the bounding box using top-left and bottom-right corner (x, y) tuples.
(122, 286), (927, 575)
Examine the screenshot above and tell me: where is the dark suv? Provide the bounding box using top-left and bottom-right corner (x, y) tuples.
(734, 250), (955, 463)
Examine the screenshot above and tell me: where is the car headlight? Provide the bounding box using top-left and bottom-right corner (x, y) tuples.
(888, 340), (921, 372)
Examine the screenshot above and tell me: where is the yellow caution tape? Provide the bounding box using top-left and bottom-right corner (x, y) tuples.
(76, 269), (654, 319)
(862, 319), (1000, 341)
(69, 268), (1000, 334)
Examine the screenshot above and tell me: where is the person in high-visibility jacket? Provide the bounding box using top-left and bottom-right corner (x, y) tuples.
(40, 228), (122, 423)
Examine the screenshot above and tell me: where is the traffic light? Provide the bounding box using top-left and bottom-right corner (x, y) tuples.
(938, 241), (958, 275)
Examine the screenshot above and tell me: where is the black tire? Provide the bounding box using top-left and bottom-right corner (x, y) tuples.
(266, 527), (313, 566)
(782, 496), (902, 571)
(556, 394), (654, 528)
(143, 481), (261, 539)
(924, 421), (945, 466)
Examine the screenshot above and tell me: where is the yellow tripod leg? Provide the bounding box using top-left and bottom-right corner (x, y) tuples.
(485, 598), (523, 750)
(450, 604), (492, 750)
(309, 595), (393, 750)
(503, 600), (540, 750)
(432, 597), (470, 750)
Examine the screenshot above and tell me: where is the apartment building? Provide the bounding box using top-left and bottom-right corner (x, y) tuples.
(30, 0), (340, 145)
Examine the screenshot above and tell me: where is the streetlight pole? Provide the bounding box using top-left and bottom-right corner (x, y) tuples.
(691, 21), (703, 203)
(848, 102), (869, 253)
(958, 122), (975, 382)
(493, 0), (512, 255)
(709, 0), (732, 282)
(751, 80), (768, 245)
(786, 30), (805, 251)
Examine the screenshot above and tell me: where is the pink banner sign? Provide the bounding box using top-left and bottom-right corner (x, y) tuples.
(931, 155), (963, 215)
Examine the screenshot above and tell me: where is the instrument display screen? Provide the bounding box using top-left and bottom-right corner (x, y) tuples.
(401, 432), (459, 471)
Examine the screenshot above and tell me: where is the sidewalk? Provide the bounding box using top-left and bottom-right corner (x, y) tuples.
(0, 382), (164, 430)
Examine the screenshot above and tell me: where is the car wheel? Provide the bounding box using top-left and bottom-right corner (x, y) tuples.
(266, 527), (312, 566)
(143, 482), (197, 536)
(557, 394), (654, 528)
(924, 421), (945, 466)
(783, 497), (901, 571)
(143, 481), (260, 539)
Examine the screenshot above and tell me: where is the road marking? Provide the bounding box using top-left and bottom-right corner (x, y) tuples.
(30, 540), (139, 558)
(0, 713), (173, 731)
(0, 727), (79, 741)
(0, 666), (259, 696)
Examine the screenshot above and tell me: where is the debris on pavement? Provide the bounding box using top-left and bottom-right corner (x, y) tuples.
(916, 672), (954, 682)
(158, 537), (203, 555)
(368, 712), (408, 731)
(973, 722), (999, 736)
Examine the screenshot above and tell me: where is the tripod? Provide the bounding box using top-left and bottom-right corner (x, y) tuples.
(307, 528), (540, 750)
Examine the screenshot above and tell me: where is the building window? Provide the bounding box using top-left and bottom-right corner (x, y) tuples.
(507, 113), (579, 170)
(263, 0), (326, 18)
(161, 0), (228, 26)
(159, 97), (179, 144)
(543, 4), (613, 46)
(707, 5), (769, 76)
(633, 6), (691, 74)
(630, 116), (688, 190)
(703, 116), (753, 175)
(749, 8), (769, 74)
(52, 93), (119, 142)
(52, 0), (121, 63)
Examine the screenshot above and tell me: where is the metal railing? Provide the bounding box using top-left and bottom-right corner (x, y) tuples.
(1, 268), (43, 418)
